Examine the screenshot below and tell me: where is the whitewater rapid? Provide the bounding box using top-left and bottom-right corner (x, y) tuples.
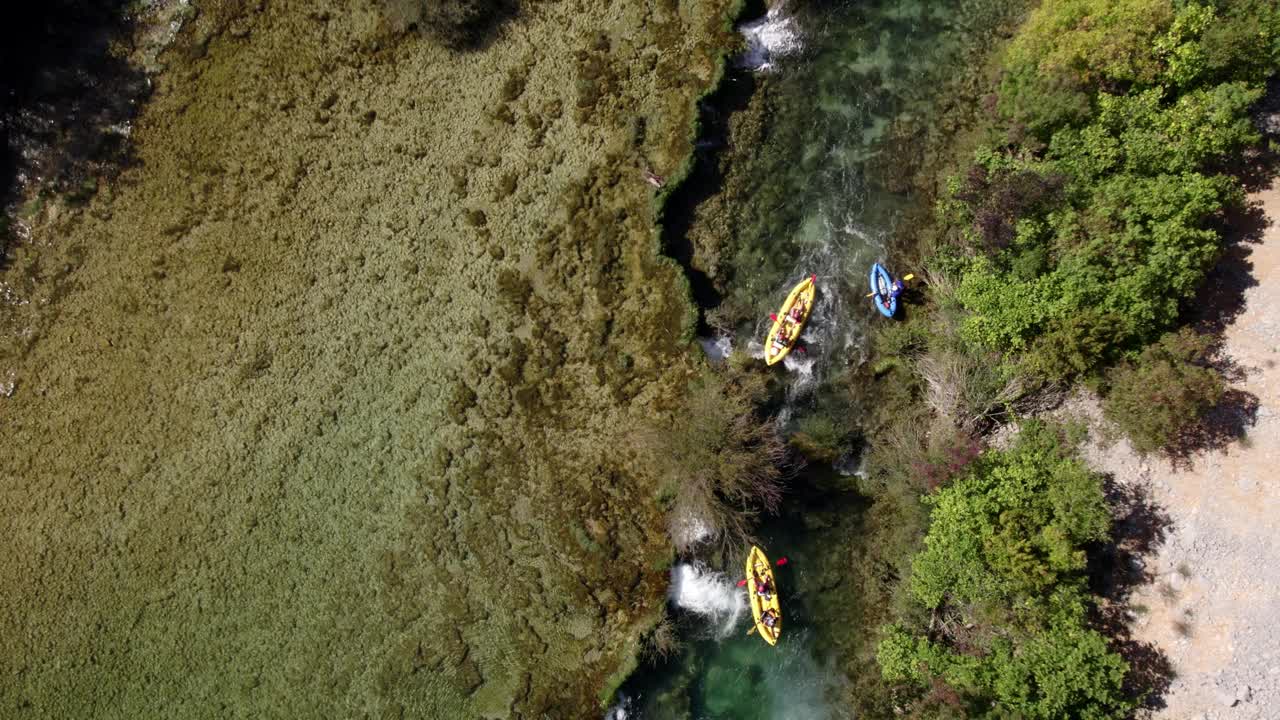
(737, 2), (801, 71)
(668, 563), (747, 638)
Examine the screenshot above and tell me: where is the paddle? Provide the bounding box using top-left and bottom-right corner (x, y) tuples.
(736, 556), (791, 586)
(865, 273), (915, 297)
(748, 623), (781, 639)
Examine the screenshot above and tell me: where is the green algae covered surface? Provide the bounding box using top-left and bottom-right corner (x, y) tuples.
(0, 1), (738, 716)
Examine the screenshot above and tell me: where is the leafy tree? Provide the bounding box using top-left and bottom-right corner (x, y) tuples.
(983, 608), (1131, 720)
(1170, 0), (1280, 88)
(998, 0), (1175, 135)
(879, 424), (1131, 719)
(955, 168), (1235, 377)
(944, 0), (1273, 381)
(945, 151), (1066, 253)
(872, 1), (1276, 714)
(883, 605), (1131, 720)
(1049, 84), (1262, 179)
(909, 422), (1110, 612)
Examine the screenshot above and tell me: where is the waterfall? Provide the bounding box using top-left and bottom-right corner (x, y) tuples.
(602, 694), (635, 720)
(736, 2), (801, 72)
(698, 334), (735, 362)
(668, 563), (746, 638)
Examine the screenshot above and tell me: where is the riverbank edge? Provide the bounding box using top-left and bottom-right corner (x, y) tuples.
(597, 0), (767, 707)
(604, 2), (1045, 715)
(848, 2), (1280, 716)
(647, 0), (764, 342)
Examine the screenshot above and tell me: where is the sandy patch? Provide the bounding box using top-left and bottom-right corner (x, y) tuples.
(1057, 179), (1280, 719)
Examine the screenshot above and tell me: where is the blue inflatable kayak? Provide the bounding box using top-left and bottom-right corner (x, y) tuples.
(869, 263), (896, 317)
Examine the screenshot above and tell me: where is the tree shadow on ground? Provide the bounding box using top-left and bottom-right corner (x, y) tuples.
(1190, 75), (1280, 347)
(1090, 478), (1172, 600)
(1087, 476), (1177, 711)
(1165, 388), (1260, 468)
(1191, 199), (1267, 340)
(1193, 175), (1273, 326)
(1163, 158), (1273, 465)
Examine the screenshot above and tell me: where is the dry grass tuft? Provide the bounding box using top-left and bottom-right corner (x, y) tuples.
(641, 611), (682, 664)
(918, 349), (1023, 435)
(637, 370), (789, 554)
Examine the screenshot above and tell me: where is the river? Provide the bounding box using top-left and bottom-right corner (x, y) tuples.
(612, 0), (1027, 716)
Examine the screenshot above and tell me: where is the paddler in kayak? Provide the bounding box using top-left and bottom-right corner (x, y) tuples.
(761, 608), (779, 631)
(773, 325), (791, 350)
(891, 279), (905, 301)
(754, 574), (774, 602)
(765, 276), (816, 366)
(789, 297), (807, 322)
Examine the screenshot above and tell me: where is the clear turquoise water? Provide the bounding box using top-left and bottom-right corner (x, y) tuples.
(617, 483), (872, 719)
(727, 0), (1021, 362)
(616, 0), (1024, 716)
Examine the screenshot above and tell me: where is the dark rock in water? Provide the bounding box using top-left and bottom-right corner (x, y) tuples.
(0, 1), (148, 224)
(379, 0), (519, 50)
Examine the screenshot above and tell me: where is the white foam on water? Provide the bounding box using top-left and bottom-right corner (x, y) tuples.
(698, 334), (734, 362)
(759, 269), (845, 411)
(602, 694), (633, 720)
(668, 563), (746, 639)
(782, 348), (817, 390)
(669, 512), (715, 548)
(736, 2), (802, 72)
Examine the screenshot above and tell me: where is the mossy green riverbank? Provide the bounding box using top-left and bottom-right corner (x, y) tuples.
(0, 1), (745, 716)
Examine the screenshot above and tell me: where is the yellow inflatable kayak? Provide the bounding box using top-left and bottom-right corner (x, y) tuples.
(746, 545), (782, 645)
(764, 275), (816, 366)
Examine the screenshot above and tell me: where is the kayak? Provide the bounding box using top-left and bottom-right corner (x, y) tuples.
(869, 263), (896, 318)
(763, 275), (816, 366)
(746, 545), (782, 645)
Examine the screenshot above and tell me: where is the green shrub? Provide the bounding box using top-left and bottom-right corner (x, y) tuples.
(1165, 0), (1280, 88)
(909, 422), (1110, 611)
(953, 151), (1241, 379)
(998, 0), (1174, 136)
(1049, 84), (1262, 180)
(941, 0), (1273, 381)
(880, 423), (1131, 719)
(789, 413), (847, 464)
(874, 309), (934, 359)
(862, 1), (1277, 715)
(1102, 328), (1225, 453)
